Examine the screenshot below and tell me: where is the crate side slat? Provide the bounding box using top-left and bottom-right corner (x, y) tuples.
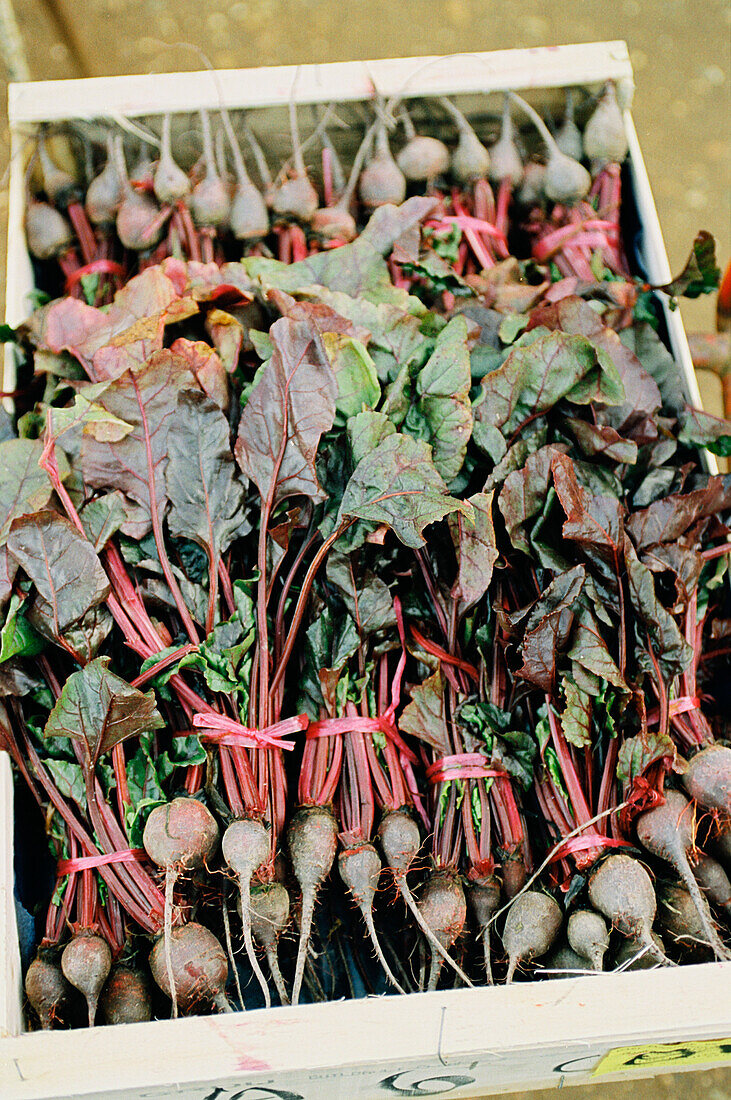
(0, 963), (729, 1100)
(7, 42), (632, 124)
(0, 754), (23, 1038)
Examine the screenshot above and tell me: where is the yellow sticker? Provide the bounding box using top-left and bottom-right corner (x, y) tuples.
(593, 1037), (731, 1075)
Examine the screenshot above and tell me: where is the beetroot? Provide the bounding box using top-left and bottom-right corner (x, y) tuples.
(378, 810), (472, 987)
(99, 965), (152, 1025)
(566, 909), (609, 971)
(61, 932), (112, 1027)
(25, 954), (72, 1030)
(222, 816), (272, 1006)
(502, 891), (562, 982)
(339, 842), (405, 994)
(636, 789), (730, 960)
(149, 922), (230, 1013)
(693, 853), (731, 919)
(359, 114), (406, 208)
(682, 744), (731, 816)
(588, 854), (667, 965)
(583, 82), (628, 166)
(249, 882), (290, 1005)
(287, 805), (338, 1005)
(143, 797), (220, 1017)
(467, 874), (501, 984)
(417, 870), (467, 990)
(658, 882), (716, 962)
(85, 132), (125, 226)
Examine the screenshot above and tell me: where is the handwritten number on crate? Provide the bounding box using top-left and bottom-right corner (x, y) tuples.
(379, 1071), (476, 1095)
(202, 1088), (304, 1100)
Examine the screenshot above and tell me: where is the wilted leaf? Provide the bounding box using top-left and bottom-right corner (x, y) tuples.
(235, 315), (336, 507)
(678, 406), (731, 457)
(652, 231), (719, 301)
(170, 339), (228, 409)
(7, 511), (109, 635)
(45, 656), (164, 765)
(205, 310), (243, 372)
(339, 433), (470, 550)
(450, 491), (498, 614)
(399, 668), (450, 753)
(48, 388), (133, 446)
(517, 566), (586, 692)
(624, 538), (693, 676)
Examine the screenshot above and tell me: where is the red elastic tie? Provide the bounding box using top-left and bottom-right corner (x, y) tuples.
(64, 258), (125, 290)
(547, 834), (631, 864)
(191, 712), (305, 750)
(426, 753), (507, 784)
(306, 715), (418, 765)
(57, 848), (146, 875)
(647, 695), (700, 725)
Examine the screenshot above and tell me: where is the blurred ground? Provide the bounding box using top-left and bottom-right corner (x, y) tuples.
(1, 1), (730, 1096)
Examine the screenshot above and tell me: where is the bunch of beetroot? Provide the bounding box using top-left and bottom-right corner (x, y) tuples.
(2, 84), (731, 1031)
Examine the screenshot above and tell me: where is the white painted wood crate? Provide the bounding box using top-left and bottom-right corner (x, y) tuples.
(1, 43), (729, 1100)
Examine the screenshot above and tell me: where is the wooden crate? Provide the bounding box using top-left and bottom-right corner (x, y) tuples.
(2, 42), (729, 1100)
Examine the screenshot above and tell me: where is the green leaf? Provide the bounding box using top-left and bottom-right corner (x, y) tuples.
(0, 595), (44, 663)
(235, 315), (336, 507)
(45, 758), (87, 813)
(561, 678), (593, 749)
(48, 386), (134, 446)
(339, 433), (471, 550)
(326, 552), (396, 639)
(0, 439), (67, 546)
(45, 656), (164, 766)
(78, 492), (127, 552)
(473, 330), (624, 462)
(346, 410), (397, 467)
(619, 324), (685, 415)
(616, 732), (675, 785)
(414, 315), (473, 482)
(568, 604), (628, 695)
(323, 334), (380, 424)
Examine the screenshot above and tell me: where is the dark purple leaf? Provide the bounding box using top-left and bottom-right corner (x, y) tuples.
(473, 329), (624, 462)
(6, 511), (109, 636)
(551, 452), (624, 589)
(167, 389), (248, 565)
(235, 315), (336, 507)
(80, 351), (196, 535)
(623, 537), (693, 676)
(564, 417), (638, 464)
(651, 231), (719, 300)
(517, 565), (586, 692)
(498, 444), (568, 555)
(627, 475), (731, 550)
(678, 406), (731, 457)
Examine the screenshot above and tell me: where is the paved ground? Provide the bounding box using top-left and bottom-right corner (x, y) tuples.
(0, 1), (729, 1096)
